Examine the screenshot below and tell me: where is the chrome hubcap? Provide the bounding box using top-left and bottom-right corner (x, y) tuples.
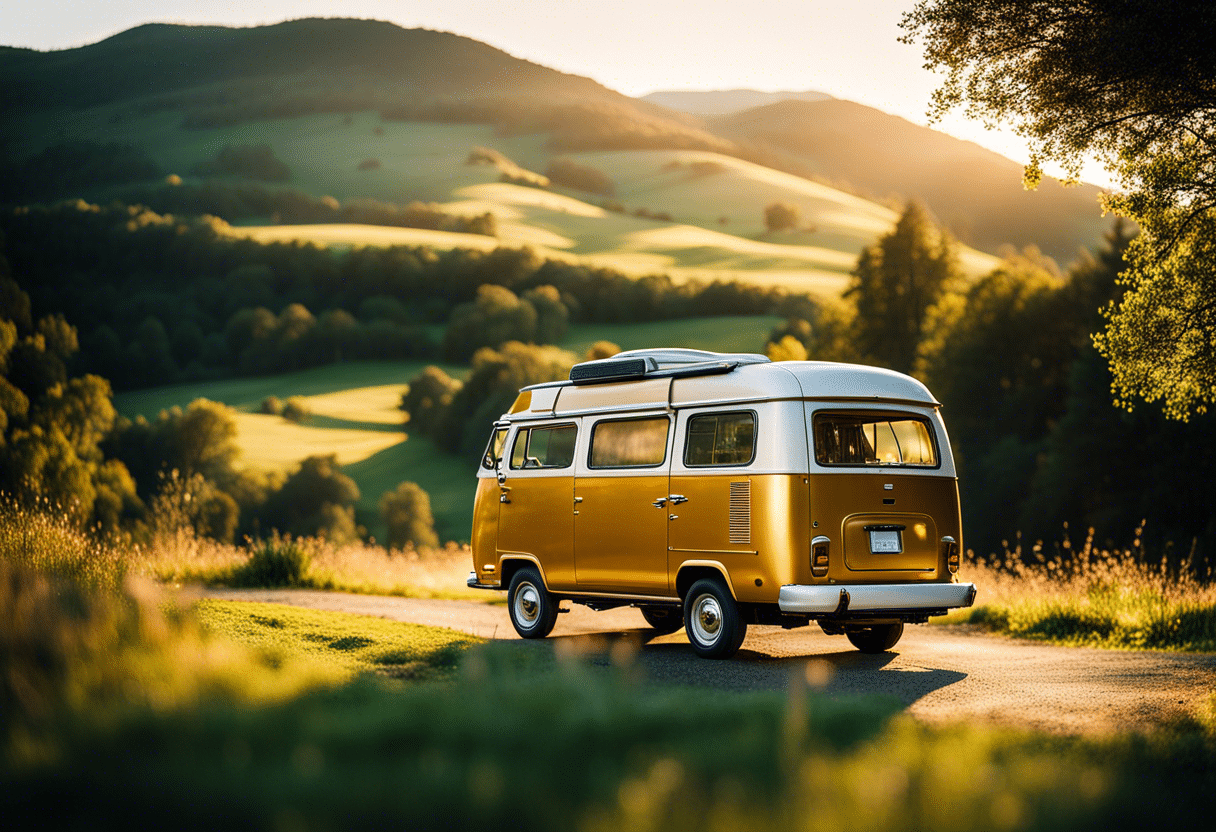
(690, 593), (722, 644)
(515, 583), (540, 624)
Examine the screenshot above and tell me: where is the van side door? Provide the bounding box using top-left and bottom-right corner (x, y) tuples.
(496, 420), (580, 591)
(573, 412), (673, 593)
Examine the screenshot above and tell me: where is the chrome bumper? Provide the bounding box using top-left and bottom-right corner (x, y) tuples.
(778, 582), (976, 615)
(467, 571), (501, 591)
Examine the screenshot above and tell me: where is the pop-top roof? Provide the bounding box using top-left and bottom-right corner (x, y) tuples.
(508, 349), (939, 419)
(568, 348), (770, 385)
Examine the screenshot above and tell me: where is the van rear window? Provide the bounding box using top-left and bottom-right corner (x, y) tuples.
(589, 417), (669, 468)
(813, 412), (938, 467)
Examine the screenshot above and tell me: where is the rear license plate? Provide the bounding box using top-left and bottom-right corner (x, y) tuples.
(869, 530), (902, 554)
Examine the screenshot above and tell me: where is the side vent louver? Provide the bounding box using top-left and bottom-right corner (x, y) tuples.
(729, 481), (751, 544)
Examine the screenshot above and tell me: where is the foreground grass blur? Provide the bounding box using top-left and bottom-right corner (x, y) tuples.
(4, 503), (1216, 830)
(949, 528), (1216, 651)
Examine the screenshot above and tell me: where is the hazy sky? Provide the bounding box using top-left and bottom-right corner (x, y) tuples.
(0, 0), (1113, 187)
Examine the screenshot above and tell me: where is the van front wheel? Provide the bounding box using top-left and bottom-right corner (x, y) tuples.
(507, 566), (558, 639)
(683, 578), (746, 659)
(846, 622), (904, 653)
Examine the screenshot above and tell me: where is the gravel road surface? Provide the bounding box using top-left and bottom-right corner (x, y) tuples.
(202, 588), (1216, 736)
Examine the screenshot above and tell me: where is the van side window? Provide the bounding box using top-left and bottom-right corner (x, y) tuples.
(589, 417), (669, 468)
(813, 412), (938, 467)
(685, 411), (756, 467)
(509, 424), (577, 469)
(481, 427), (508, 469)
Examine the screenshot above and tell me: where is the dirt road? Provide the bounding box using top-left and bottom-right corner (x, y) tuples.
(202, 588), (1216, 736)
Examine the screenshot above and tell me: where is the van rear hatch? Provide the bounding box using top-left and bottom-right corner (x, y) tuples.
(807, 408), (960, 578)
(811, 473), (958, 574)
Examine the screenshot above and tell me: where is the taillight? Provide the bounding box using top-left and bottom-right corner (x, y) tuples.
(811, 535), (830, 578)
(942, 536), (960, 573)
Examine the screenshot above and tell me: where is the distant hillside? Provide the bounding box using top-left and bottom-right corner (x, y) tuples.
(0, 18), (728, 154)
(641, 89), (833, 115)
(0, 18), (1109, 263)
(710, 99), (1110, 262)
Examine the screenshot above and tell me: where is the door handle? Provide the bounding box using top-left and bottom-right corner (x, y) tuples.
(499, 484), (512, 504)
(652, 497), (667, 508)
(668, 494), (688, 505)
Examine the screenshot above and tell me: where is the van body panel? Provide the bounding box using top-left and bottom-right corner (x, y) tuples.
(497, 472), (577, 589)
(574, 473), (669, 591)
(471, 477), (501, 583)
(667, 472), (805, 603)
(554, 377), (671, 416)
(808, 471), (961, 582)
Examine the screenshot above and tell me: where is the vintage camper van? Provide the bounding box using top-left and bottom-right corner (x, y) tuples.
(466, 349), (975, 659)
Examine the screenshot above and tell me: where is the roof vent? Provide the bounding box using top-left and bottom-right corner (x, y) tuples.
(569, 356), (657, 384)
(568, 349), (770, 385)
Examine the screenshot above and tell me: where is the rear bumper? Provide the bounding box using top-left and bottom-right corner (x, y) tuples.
(778, 582), (976, 615)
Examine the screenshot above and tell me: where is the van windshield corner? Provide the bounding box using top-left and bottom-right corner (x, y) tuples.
(812, 411), (938, 468)
(481, 427), (508, 469)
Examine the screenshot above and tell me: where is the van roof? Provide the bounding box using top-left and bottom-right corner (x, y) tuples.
(508, 349), (939, 419)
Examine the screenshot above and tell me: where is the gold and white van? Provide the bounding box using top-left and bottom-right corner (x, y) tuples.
(466, 349), (976, 658)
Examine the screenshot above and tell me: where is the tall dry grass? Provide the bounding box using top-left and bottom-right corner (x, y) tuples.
(132, 528), (485, 600)
(953, 524), (1216, 651)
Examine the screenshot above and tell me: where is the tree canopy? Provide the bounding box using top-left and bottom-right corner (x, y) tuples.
(844, 201), (958, 374)
(902, 0), (1216, 418)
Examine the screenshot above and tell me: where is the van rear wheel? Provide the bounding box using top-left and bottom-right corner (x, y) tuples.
(683, 578), (746, 659)
(507, 566), (558, 639)
(846, 622), (904, 653)
(639, 605), (684, 634)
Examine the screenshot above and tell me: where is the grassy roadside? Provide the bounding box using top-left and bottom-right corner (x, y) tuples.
(194, 599), (476, 680)
(942, 537), (1216, 652)
(4, 513), (1216, 832)
(6, 584), (1216, 831)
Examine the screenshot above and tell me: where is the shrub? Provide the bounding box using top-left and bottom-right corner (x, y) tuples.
(259, 395), (284, 415)
(764, 201), (800, 232)
(230, 536), (311, 587)
(379, 482), (440, 549)
(281, 396), (310, 423)
(192, 144), (292, 182)
(544, 157), (615, 196)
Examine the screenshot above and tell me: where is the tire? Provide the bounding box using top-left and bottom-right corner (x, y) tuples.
(507, 566), (558, 639)
(846, 622), (904, 653)
(639, 605), (684, 635)
(683, 578), (746, 659)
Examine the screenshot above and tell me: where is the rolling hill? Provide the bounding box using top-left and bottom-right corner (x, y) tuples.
(0, 17), (1107, 270)
(708, 98), (1110, 262)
